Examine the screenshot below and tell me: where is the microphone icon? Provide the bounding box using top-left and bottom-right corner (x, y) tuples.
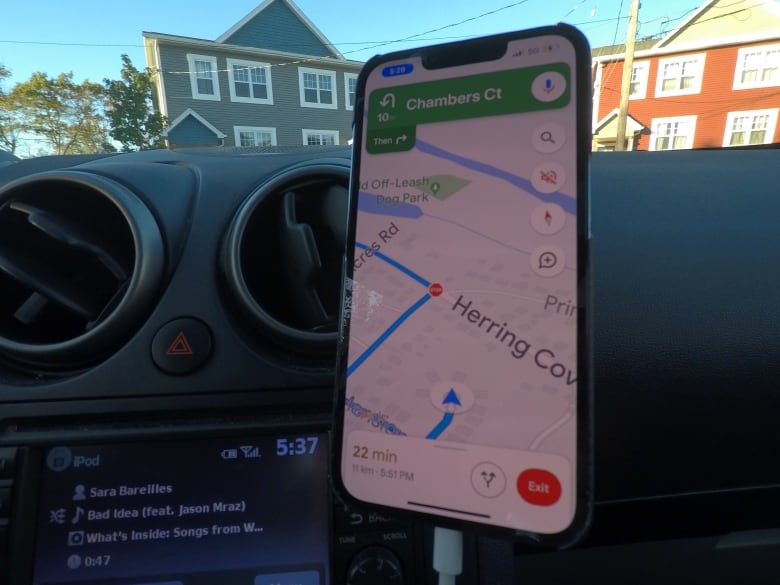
(533, 72), (564, 102)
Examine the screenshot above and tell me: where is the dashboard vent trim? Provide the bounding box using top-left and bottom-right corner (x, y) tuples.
(0, 171), (165, 371)
(222, 160), (349, 364)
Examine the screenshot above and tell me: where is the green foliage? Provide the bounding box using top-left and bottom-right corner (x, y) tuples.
(104, 55), (166, 151)
(0, 64), (25, 155)
(4, 71), (114, 155)
(0, 55), (164, 156)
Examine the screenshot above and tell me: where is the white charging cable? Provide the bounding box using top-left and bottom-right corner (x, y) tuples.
(433, 526), (464, 585)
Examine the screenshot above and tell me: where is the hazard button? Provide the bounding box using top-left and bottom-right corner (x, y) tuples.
(152, 318), (213, 375)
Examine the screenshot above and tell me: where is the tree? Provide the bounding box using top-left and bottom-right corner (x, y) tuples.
(7, 71), (113, 155)
(104, 55), (166, 151)
(0, 64), (25, 155)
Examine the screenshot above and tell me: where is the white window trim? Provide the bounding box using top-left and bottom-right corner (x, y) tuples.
(234, 126), (278, 147)
(186, 54), (221, 101)
(649, 115), (697, 151)
(733, 44), (780, 90)
(344, 72), (358, 111)
(629, 61), (650, 100)
(302, 129), (340, 146)
(655, 54), (705, 97)
(298, 67), (337, 109)
(226, 58), (273, 105)
(722, 108), (779, 147)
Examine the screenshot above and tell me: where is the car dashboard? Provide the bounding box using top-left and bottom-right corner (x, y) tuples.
(1, 146), (780, 584)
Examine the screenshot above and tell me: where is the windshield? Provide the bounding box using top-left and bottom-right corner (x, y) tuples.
(3, 0), (771, 157)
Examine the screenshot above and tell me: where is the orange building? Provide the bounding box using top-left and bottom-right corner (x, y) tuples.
(592, 0), (780, 151)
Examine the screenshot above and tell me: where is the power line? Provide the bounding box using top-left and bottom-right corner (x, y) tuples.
(0, 40), (140, 48)
(341, 0), (531, 54)
(593, 0), (626, 99)
(0, 0), (531, 54)
(159, 1), (536, 75)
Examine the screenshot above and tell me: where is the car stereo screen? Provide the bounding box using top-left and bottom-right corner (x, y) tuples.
(32, 433), (328, 585)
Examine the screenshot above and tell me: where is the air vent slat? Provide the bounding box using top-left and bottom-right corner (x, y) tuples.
(321, 184), (348, 250)
(223, 162), (349, 364)
(13, 291), (50, 326)
(279, 191), (329, 327)
(10, 201), (128, 280)
(0, 245), (99, 319)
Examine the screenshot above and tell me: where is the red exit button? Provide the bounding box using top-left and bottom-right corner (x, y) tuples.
(516, 469), (562, 506)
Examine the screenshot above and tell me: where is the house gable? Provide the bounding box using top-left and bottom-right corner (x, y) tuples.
(163, 108), (226, 147)
(594, 108), (648, 137)
(656, 0), (780, 48)
(217, 0), (341, 58)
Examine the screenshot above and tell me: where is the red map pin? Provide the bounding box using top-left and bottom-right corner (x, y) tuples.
(429, 283), (443, 297)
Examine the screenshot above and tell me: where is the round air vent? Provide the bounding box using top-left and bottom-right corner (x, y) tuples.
(222, 160), (348, 364)
(0, 171), (164, 371)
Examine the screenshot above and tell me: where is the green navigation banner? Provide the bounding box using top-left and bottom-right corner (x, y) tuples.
(367, 63), (569, 130)
(365, 62), (570, 153)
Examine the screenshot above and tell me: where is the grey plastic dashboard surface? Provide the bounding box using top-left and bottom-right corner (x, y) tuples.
(590, 149), (780, 503)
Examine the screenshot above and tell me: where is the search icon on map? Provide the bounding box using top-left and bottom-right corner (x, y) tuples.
(532, 123), (565, 154)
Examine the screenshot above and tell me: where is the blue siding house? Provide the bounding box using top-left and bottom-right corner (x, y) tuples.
(142, 0), (363, 148)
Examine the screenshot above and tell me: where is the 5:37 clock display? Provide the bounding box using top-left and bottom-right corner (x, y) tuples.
(276, 436), (320, 456)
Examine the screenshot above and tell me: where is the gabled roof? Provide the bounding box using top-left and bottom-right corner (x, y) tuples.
(593, 108), (649, 137)
(653, 0), (720, 48)
(216, 0), (343, 59)
(592, 0), (780, 61)
(162, 108), (226, 139)
(653, 0), (780, 49)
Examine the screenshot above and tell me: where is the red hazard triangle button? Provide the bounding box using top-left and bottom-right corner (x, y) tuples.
(152, 318), (212, 375)
(166, 332), (193, 356)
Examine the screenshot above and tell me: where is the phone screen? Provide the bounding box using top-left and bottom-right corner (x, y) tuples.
(337, 28), (589, 537)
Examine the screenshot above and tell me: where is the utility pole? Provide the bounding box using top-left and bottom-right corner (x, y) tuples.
(614, 0), (640, 151)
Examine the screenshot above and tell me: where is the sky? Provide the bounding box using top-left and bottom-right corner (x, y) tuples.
(0, 0), (707, 87)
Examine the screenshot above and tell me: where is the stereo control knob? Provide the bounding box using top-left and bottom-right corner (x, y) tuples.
(345, 546), (404, 585)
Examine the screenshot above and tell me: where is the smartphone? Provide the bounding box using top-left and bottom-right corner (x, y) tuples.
(333, 24), (591, 544)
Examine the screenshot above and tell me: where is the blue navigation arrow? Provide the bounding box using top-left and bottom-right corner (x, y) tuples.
(426, 389), (461, 439)
(442, 389), (461, 407)
(426, 413), (454, 440)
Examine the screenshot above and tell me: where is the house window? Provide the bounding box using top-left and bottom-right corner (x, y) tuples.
(186, 54), (221, 101)
(235, 126), (277, 147)
(345, 73), (358, 110)
(302, 129), (339, 146)
(298, 67), (337, 109)
(650, 116), (697, 151)
(723, 109), (779, 146)
(655, 54), (705, 97)
(734, 44), (780, 89)
(629, 61), (649, 99)
(227, 59), (273, 104)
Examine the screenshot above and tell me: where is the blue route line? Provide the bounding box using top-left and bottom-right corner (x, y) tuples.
(347, 293), (432, 377)
(355, 241), (431, 287)
(415, 139), (576, 215)
(358, 191), (423, 218)
(426, 412), (454, 439)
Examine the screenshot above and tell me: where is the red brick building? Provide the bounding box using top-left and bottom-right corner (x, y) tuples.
(592, 0), (780, 151)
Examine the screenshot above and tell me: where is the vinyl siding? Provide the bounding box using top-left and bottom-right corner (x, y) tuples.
(221, 1), (336, 57)
(157, 43), (359, 147)
(167, 115), (221, 146)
